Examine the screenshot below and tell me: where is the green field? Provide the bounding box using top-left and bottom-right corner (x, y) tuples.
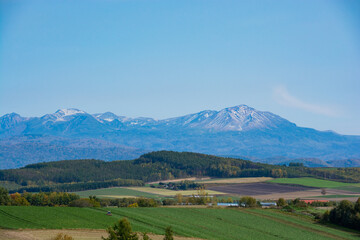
(195, 177), (273, 184)
(0, 206), (358, 240)
(334, 186), (360, 193)
(310, 194), (360, 199)
(268, 177), (354, 188)
(74, 187), (159, 199)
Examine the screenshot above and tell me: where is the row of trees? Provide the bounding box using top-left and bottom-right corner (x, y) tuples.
(0, 187), (79, 206)
(152, 180), (203, 191)
(100, 197), (160, 208)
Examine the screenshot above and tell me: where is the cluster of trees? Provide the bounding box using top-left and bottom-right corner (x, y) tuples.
(103, 218), (174, 240)
(1, 151), (360, 193)
(0, 187), (79, 206)
(151, 181), (203, 191)
(276, 198), (337, 211)
(322, 198), (360, 231)
(100, 197), (159, 208)
(0, 187), (161, 208)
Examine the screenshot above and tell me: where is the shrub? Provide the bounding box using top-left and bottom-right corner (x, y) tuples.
(128, 203), (139, 208)
(277, 198), (286, 207)
(162, 198), (177, 206)
(240, 196), (257, 208)
(142, 232), (151, 240)
(52, 233), (74, 240)
(163, 226), (173, 240)
(0, 187), (11, 206)
(102, 218), (138, 240)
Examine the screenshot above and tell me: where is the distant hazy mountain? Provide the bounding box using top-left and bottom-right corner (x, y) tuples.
(1, 105), (360, 169)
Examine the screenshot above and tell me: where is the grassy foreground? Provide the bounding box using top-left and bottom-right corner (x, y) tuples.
(268, 177), (354, 188)
(0, 206), (359, 240)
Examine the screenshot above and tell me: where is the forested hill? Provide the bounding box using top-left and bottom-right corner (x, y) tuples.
(1, 151), (360, 192)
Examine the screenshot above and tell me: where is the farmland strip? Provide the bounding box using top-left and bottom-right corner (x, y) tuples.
(240, 209), (348, 240)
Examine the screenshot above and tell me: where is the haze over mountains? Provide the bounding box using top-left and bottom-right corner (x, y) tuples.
(1, 105), (360, 169)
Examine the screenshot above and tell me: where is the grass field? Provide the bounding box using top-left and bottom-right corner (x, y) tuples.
(196, 177), (273, 184)
(0, 206), (359, 240)
(126, 187), (226, 196)
(74, 187), (159, 199)
(310, 194), (360, 199)
(268, 178), (354, 188)
(333, 186), (360, 193)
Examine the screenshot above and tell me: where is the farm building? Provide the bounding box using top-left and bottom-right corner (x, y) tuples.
(217, 203), (239, 207)
(260, 202), (277, 207)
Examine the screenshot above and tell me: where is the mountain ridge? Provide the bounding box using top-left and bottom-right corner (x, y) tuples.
(1, 104), (360, 169)
(0, 105), (298, 133)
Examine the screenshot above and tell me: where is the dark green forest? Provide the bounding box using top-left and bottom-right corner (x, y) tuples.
(1, 151), (360, 192)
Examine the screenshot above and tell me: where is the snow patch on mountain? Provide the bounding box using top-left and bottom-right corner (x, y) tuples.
(56, 108), (85, 117)
(93, 112), (129, 122)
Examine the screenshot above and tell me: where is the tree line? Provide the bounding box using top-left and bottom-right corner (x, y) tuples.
(11, 178), (144, 194)
(0, 187), (79, 206)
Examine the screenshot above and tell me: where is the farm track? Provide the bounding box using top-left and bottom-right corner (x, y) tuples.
(240, 209), (350, 240)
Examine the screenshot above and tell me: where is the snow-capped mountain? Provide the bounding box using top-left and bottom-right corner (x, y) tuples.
(161, 105), (295, 131)
(40, 108), (88, 123)
(0, 105), (295, 134)
(1, 105), (360, 169)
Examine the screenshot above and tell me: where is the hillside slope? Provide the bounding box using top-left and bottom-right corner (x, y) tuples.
(1, 151), (360, 193)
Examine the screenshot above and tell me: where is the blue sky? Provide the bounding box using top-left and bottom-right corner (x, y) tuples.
(1, 0), (359, 135)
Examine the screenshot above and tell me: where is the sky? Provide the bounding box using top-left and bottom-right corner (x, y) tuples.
(0, 0), (359, 135)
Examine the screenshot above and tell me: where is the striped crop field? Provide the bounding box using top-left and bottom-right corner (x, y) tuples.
(0, 206), (359, 240)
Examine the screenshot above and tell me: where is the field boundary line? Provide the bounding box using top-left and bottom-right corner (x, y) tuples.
(0, 209), (45, 228)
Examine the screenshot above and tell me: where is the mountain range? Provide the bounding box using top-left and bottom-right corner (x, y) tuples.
(1, 105), (360, 169)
